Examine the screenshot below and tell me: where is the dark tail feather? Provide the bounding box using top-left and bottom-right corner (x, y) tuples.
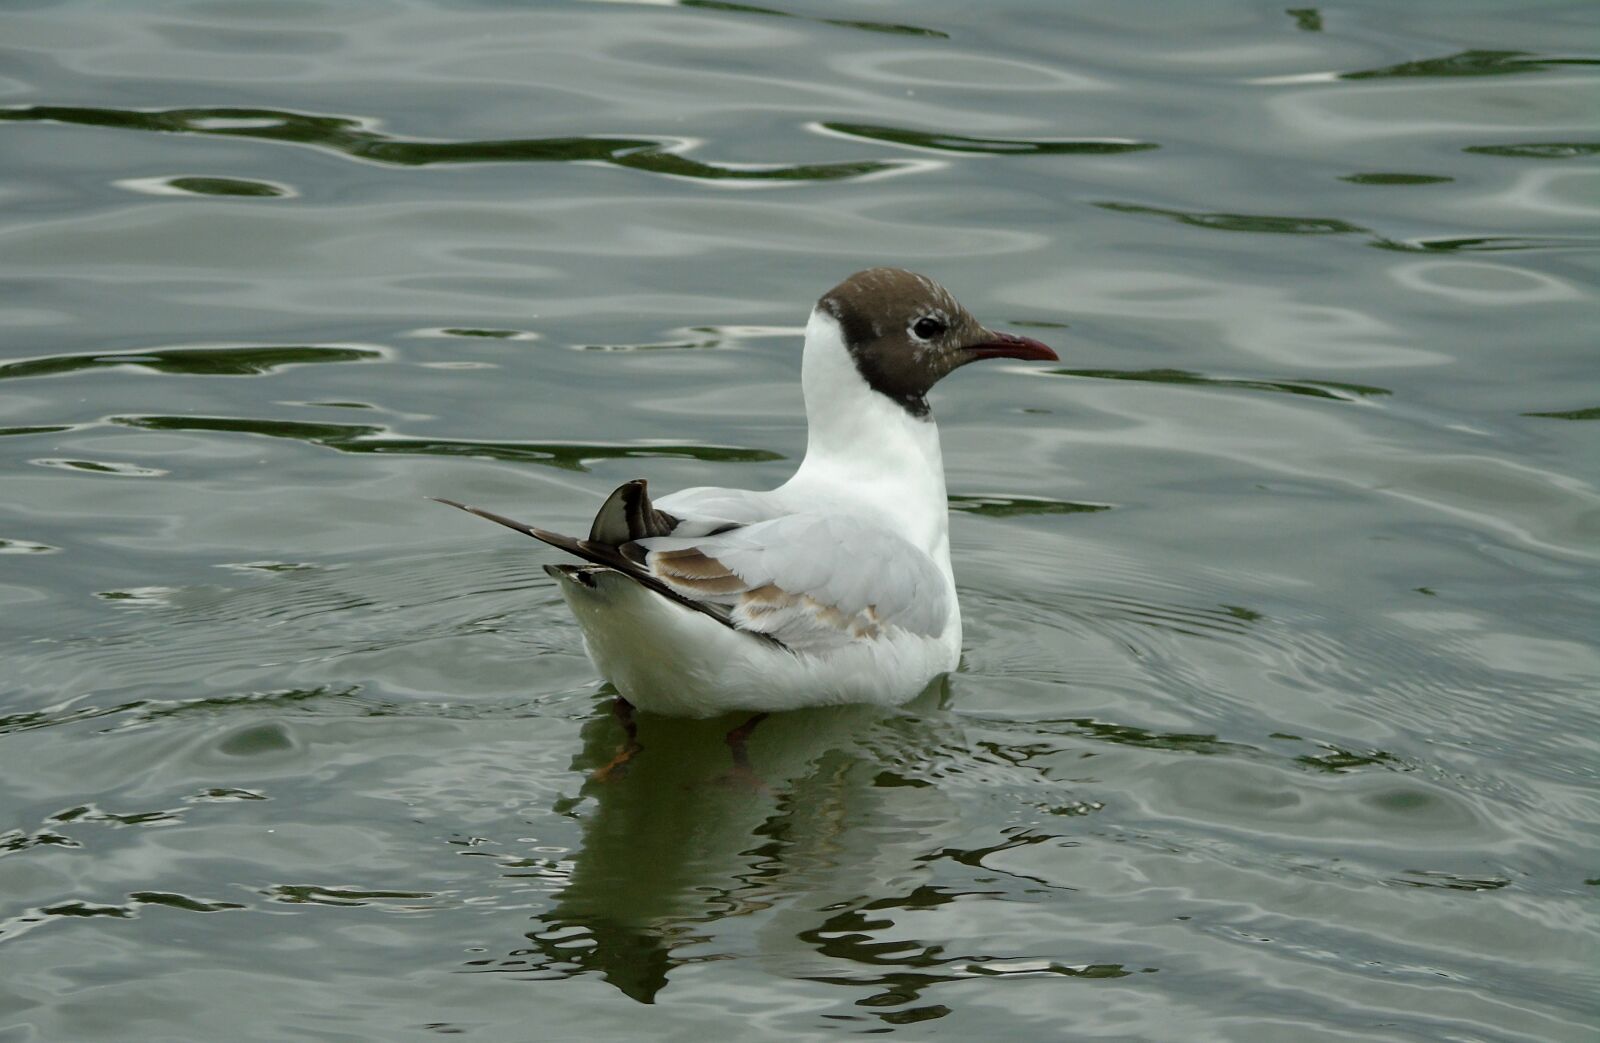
(428, 495), (758, 637)
(429, 497), (587, 558)
(587, 479), (679, 545)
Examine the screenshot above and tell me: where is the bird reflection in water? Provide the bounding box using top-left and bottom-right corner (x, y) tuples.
(468, 681), (954, 1004)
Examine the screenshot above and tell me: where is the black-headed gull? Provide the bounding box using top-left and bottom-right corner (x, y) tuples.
(437, 268), (1056, 771)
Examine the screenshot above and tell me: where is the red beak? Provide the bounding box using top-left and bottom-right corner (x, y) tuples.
(962, 330), (1058, 362)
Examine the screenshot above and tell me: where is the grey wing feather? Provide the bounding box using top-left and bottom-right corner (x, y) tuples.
(651, 485), (786, 537)
(435, 483), (948, 653)
(637, 514), (951, 650)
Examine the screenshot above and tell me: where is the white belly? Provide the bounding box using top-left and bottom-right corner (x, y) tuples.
(556, 569), (959, 718)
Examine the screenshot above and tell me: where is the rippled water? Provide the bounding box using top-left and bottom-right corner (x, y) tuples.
(2, 1), (1597, 1038)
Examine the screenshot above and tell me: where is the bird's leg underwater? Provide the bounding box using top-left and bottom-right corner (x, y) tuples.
(720, 712), (771, 788)
(591, 696), (642, 781)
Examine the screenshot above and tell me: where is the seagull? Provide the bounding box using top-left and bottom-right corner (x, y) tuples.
(436, 268), (1057, 775)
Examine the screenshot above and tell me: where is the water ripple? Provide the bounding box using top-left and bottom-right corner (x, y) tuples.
(108, 414), (784, 471)
(1340, 172), (1454, 185)
(947, 495), (1113, 518)
(30, 458), (167, 477)
(1095, 201), (1600, 256)
(114, 175), (294, 199)
(0, 343), (385, 381)
(0, 105), (921, 184)
(0, 2), (1594, 1036)
(677, 0), (949, 39)
(1045, 368), (1391, 403)
(1463, 142), (1600, 159)
(1341, 50), (1600, 80)
(817, 122), (1157, 156)
(1095, 201), (1365, 236)
(1524, 407), (1600, 421)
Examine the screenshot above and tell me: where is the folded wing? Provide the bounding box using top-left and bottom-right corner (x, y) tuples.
(634, 514), (950, 652)
(435, 480), (951, 653)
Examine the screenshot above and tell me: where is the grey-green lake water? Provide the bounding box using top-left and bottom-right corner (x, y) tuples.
(2, 1), (1597, 1039)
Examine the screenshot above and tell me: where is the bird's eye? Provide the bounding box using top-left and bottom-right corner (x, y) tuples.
(911, 316), (946, 340)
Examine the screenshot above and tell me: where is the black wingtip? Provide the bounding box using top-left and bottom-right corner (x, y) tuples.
(429, 494), (781, 647)
(428, 496), (549, 541)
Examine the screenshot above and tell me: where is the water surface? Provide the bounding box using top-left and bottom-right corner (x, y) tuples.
(1, 1), (1597, 1039)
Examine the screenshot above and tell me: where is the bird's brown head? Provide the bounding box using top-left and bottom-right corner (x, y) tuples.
(816, 267), (1057, 418)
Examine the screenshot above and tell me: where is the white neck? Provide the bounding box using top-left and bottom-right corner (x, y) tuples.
(779, 310), (952, 574)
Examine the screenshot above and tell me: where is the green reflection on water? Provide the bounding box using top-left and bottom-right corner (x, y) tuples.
(1294, 745), (1402, 772)
(0, 425), (75, 436)
(38, 902), (130, 919)
(1285, 8), (1323, 31)
(1464, 142), (1600, 158)
(1095, 201), (1364, 235)
(0, 105), (903, 182)
(0, 345), (380, 380)
(140, 685), (353, 722)
(786, 862), (1143, 1020)
(1342, 50), (1598, 79)
(31, 459), (164, 477)
(1053, 718), (1251, 757)
(1370, 235), (1597, 252)
(437, 328), (526, 339)
(129, 892), (246, 913)
(161, 176), (286, 197)
(0, 700), (149, 737)
(617, 151), (893, 182)
(823, 122), (1157, 155)
(1340, 172), (1454, 185)
(948, 495), (1112, 517)
(266, 884), (435, 906)
(1388, 871), (1511, 892)
(1094, 199), (1586, 254)
(0, 538), (58, 553)
(580, 337), (722, 351)
(681, 0), (949, 38)
(47, 804), (180, 827)
(110, 414), (783, 472)
(1524, 406), (1600, 420)
(1048, 368), (1390, 402)
(0, 830), (77, 854)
